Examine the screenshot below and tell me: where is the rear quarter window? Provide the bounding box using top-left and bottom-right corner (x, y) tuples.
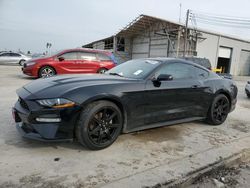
(97, 53), (111, 61)
(194, 67), (209, 79)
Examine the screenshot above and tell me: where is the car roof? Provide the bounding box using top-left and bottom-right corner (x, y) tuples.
(181, 57), (212, 69)
(139, 57), (210, 71)
(0, 51), (21, 55)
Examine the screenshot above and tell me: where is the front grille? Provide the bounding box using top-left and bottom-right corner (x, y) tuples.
(19, 98), (29, 110)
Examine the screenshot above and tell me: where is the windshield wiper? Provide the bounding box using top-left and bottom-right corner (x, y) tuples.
(109, 73), (123, 77)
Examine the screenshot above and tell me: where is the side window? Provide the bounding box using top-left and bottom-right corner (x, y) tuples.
(78, 52), (97, 61)
(155, 63), (195, 80)
(11, 53), (21, 57)
(97, 53), (111, 61)
(194, 67), (209, 79)
(0, 53), (8, 57)
(58, 52), (77, 60)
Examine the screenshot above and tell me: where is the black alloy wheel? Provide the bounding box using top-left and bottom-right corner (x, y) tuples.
(76, 100), (123, 150)
(39, 66), (56, 78)
(206, 94), (230, 125)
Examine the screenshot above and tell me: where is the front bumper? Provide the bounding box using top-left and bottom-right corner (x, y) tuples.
(22, 65), (39, 77)
(15, 122), (73, 142)
(13, 96), (81, 142)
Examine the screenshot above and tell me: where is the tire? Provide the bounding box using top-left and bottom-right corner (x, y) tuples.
(247, 94), (250, 98)
(206, 94), (230, 125)
(19, 60), (25, 66)
(38, 66), (56, 78)
(97, 68), (108, 74)
(76, 100), (123, 150)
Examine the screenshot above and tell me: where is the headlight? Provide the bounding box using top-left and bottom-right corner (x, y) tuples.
(26, 61), (36, 66)
(37, 98), (75, 108)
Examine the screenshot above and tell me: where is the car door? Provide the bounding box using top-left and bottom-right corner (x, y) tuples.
(10, 53), (22, 64)
(144, 62), (205, 125)
(192, 66), (214, 116)
(76, 51), (99, 73)
(56, 51), (78, 73)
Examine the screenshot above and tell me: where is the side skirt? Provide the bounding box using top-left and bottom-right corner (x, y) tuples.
(123, 117), (205, 133)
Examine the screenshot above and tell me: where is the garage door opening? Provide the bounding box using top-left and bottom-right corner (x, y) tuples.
(239, 50), (250, 76)
(216, 47), (232, 73)
(217, 57), (231, 73)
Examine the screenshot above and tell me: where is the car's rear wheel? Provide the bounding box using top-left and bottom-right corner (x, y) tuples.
(97, 68), (108, 74)
(39, 66), (56, 78)
(19, 59), (25, 66)
(206, 94), (230, 125)
(76, 100), (123, 150)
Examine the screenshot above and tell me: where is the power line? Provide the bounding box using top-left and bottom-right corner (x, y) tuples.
(190, 10), (250, 20)
(190, 10), (250, 29)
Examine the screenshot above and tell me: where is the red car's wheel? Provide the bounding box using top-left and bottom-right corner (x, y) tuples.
(38, 66), (56, 78)
(97, 68), (108, 74)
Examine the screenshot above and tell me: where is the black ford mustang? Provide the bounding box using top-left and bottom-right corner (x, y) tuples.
(13, 58), (237, 150)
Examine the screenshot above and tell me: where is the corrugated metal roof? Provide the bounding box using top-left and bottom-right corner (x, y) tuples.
(83, 14), (250, 47)
(116, 14), (181, 37)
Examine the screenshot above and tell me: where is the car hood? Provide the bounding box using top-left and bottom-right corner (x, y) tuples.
(21, 74), (139, 99)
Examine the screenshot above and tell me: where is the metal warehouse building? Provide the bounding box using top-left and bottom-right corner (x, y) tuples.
(83, 14), (250, 76)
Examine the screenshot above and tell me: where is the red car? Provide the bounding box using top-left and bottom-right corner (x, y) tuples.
(22, 48), (117, 78)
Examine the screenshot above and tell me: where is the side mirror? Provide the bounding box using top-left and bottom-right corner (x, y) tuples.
(58, 57), (65, 62)
(154, 74), (173, 82)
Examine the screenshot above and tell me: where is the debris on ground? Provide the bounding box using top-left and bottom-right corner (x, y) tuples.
(186, 162), (250, 188)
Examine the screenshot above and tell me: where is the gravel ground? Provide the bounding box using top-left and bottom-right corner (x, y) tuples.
(187, 161), (250, 188)
(0, 65), (250, 187)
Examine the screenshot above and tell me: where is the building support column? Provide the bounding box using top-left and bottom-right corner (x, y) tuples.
(148, 29), (151, 58)
(176, 26), (182, 57)
(113, 36), (117, 53)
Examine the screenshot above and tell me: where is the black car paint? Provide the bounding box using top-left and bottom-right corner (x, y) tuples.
(13, 58), (237, 141)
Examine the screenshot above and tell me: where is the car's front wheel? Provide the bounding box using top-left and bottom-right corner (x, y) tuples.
(19, 59), (25, 66)
(76, 100), (123, 150)
(38, 66), (56, 78)
(97, 68), (108, 74)
(206, 94), (230, 125)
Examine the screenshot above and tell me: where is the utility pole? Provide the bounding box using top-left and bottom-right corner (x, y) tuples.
(183, 9), (190, 57)
(179, 3), (182, 23)
(176, 26), (181, 57)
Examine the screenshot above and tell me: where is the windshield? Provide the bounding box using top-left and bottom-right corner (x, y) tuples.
(106, 59), (161, 79)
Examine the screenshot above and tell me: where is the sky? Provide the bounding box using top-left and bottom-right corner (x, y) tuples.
(1, 0), (250, 53)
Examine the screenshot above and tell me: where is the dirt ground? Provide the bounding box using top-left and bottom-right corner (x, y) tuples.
(187, 159), (250, 188)
(0, 65), (250, 187)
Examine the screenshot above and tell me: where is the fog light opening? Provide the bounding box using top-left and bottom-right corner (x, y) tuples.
(36, 118), (61, 123)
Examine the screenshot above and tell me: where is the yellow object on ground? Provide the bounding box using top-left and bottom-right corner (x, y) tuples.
(212, 67), (223, 73)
